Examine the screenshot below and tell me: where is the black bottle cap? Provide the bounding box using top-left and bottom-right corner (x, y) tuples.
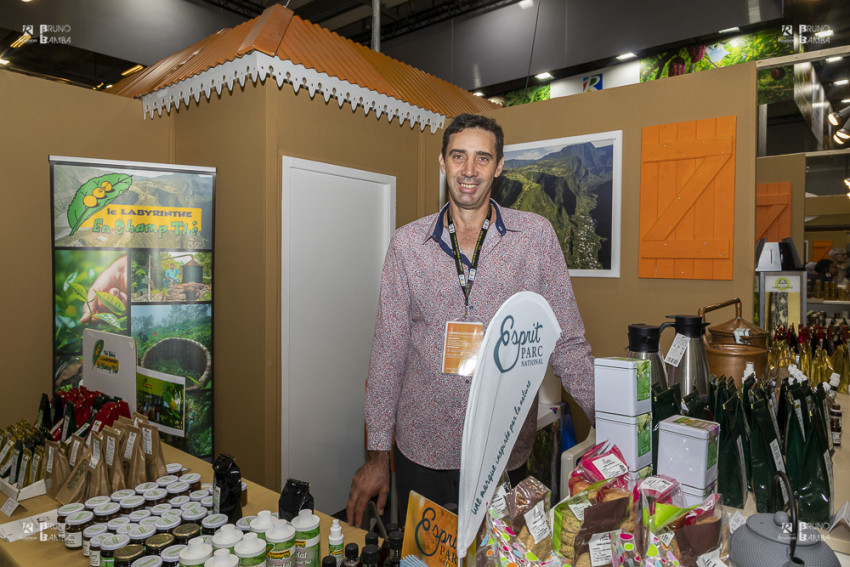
(667, 314), (706, 338)
(362, 544), (380, 564)
(322, 557), (337, 567)
(389, 531), (403, 547)
(345, 543), (359, 559)
(365, 532), (379, 547)
(385, 523), (399, 534)
(627, 324), (661, 353)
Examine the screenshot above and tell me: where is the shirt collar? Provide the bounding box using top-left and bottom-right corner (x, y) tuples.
(427, 198), (508, 245)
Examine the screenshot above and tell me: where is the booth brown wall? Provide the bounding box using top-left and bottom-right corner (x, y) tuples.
(756, 153), (806, 259)
(0, 72), (172, 429)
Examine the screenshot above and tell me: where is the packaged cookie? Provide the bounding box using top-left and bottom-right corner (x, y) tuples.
(505, 477), (553, 561)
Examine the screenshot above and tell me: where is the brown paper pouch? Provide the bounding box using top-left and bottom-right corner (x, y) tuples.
(120, 424), (147, 487)
(133, 412), (149, 429)
(56, 454), (91, 505)
(141, 423), (167, 481)
(103, 426), (126, 491)
(87, 433), (111, 498)
(44, 439), (70, 498)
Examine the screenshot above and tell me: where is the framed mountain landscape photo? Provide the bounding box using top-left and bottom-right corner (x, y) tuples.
(493, 131), (622, 278)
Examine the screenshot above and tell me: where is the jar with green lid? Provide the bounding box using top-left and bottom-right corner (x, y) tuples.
(147, 532), (176, 555)
(212, 525), (243, 554)
(170, 495), (191, 508)
(182, 507), (207, 525)
(96, 502), (122, 525)
(109, 517), (132, 531)
(117, 524), (138, 535)
(163, 509), (184, 521)
(121, 495), (147, 516)
(141, 517), (162, 529)
(90, 533), (110, 567)
(66, 510), (95, 550)
(291, 509), (320, 567)
(132, 556), (164, 567)
(179, 537), (213, 566)
(162, 544), (187, 567)
(113, 489), (137, 502)
(58, 502), (86, 542)
(235, 517), (255, 534)
(201, 496), (213, 510)
(189, 490), (210, 502)
(87, 496), (113, 510)
(234, 532), (268, 566)
(152, 504), (174, 517)
(205, 549), (239, 567)
(156, 515), (182, 534)
(128, 524), (158, 545)
(84, 524), (109, 556)
(265, 519), (295, 567)
(249, 511), (273, 541)
(100, 534), (132, 567)
(115, 543), (146, 567)
(146, 488), (169, 510)
(173, 523), (202, 545)
(136, 482), (159, 495)
(130, 510), (153, 522)
(200, 513), (227, 535)
(166, 463), (183, 476)
(168, 482), (191, 499)
(180, 473), (202, 492)
(157, 475), (179, 488)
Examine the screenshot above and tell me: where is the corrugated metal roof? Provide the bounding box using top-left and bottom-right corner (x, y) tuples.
(112, 4), (498, 119)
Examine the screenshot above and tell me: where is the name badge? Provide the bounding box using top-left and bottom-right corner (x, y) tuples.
(442, 321), (484, 376)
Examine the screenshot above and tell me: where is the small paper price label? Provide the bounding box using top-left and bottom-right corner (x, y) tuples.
(664, 333), (690, 367)
(1, 496), (19, 517)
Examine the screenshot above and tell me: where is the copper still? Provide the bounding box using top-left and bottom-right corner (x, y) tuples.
(698, 298), (769, 386)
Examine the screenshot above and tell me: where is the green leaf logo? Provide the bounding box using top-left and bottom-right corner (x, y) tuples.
(93, 340), (104, 366)
(67, 173), (133, 235)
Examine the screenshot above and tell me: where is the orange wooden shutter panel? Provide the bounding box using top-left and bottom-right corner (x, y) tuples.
(639, 116), (736, 280)
(756, 182), (791, 243)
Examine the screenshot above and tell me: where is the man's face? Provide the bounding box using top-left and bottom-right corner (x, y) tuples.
(439, 127), (504, 212)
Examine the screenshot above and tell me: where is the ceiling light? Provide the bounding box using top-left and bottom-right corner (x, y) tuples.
(815, 29), (834, 38)
(120, 64), (144, 77)
(827, 57), (843, 63)
(10, 33), (30, 48)
(0, 59), (8, 66)
(616, 52), (637, 61)
(835, 79), (849, 86)
(838, 129), (850, 140)
(719, 27), (740, 34)
(828, 106), (850, 126)
(518, 0), (534, 8)
(473, 91), (484, 97)
(535, 72), (553, 80)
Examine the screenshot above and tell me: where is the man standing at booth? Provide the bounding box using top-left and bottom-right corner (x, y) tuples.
(346, 114), (595, 527)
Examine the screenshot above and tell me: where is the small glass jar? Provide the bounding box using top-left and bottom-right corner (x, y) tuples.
(156, 475), (179, 488)
(108, 517), (132, 532)
(188, 490), (209, 502)
(86, 496), (113, 511)
(201, 483), (213, 492)
(181, 507), (207, 525)
(114, 543), (145, 567)
(165, 463), (183, 476)
(128, 524), (157, 546)
(160, 544), (186, 567)
(112, 489), (136, 502)
(120, 495), (146, 517)
(99, 534), (131, 567)
(179, 473), (202, 492)
(95, 502), (122, 525)
(172, 523), (201, 545)
(144, 488), (168, 510)
(135, 482), (158, 495)
(166, 481), (190, 499)
(151, 503), (173, 516)
(235, 516), (255, 533)
(168, 494), (190, 508)
(155, 515), (181, 534)
(57, 502), (85, 542)
(145, 532), (175, 555)
(131, 557), (163, 567)
(201, 513), (228, 535)
(129, 509), (152, 523)
(65, 510), (95, 550)
(83, 523), (109, 556)
(200, 496), (213, 510)
(89, 533), (109, 567)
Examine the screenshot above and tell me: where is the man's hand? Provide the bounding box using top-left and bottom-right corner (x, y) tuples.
(346, 450), (390, 528)
(81, 254), (128, 323)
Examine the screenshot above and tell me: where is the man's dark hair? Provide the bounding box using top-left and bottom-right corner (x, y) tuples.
(814, 258), (835, 275)
(441, 113), (505, 162)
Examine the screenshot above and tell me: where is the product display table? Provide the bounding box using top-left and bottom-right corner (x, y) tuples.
(0, 443), (365, 566)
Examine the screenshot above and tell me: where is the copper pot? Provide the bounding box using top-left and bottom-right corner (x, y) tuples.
(699, 298), (769, 386)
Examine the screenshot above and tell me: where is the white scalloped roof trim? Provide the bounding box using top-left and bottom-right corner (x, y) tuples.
(140, 51), (446, 133)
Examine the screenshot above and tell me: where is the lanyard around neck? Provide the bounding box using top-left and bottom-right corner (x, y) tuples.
(446, 207), (492, 315)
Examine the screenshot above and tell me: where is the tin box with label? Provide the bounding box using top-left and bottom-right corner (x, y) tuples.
(657, 416), (720, 489)
(594, 358), (652, 416)
(595, 411), (652, 471)
(679, 481), (717, 507)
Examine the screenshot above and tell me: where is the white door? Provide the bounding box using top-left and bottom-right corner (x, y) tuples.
(281, 157), (395, 513)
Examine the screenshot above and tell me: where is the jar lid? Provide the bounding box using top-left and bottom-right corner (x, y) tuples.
(108, 517), (131, 531)
(121, 495), (146, 509)
(201, 496), (213, 509)
(234, 532), (266, 557)
(151, 503), (173, 516)
(173, 523), (202, 539)
(117, 524), (138, 535)
(182, 501), (201, 511)
(129, 509), (152, 522)
(83, 523), (109, 538)
(66, 510), (95, 526)
(179, 537), (213, 562)
(156, 475), (179, 487)
(101, 533), (132, 551)
(112, 489), (136, 501)
(136, 482), (158, 494)
(115, 543), (146, 561)
(182, 507), (207, 522)
(90, 533), (109, 549)
(180, 473), (202, 484)
(155, 515), (182, 531)
(85, 496), (112, 509)
(290, 509), (319, 531)
(144, 488), (168, 502)
(167, 481), (190, 495)
(166, 463), (183, 475)
(140, 517), (161, 528)
(169, 495), (190, 507)
(205, 548), (239, 567)
(190, 490), (210, 501)
(162, 509), (183, 519)
(249, 512), (272, 532)
(202, 514), (228, 530)
(202, 483), (214, 492)
(212, 524), (243, 546)
(128, 524), (157, 541)
(95, 502), (121, 517)
(146, 532), (175, 550)
(162, 544), (187, 561)
(58, 502), (85, 516)
(265, 520), (295, 543)
(131, 556), (163, 567)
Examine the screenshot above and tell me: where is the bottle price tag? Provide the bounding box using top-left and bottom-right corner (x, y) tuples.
(664, 333), (690, 368)
(1, 496), (19, 517)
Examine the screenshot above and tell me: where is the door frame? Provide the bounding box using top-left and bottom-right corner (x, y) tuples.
(280, 156), (396, 490)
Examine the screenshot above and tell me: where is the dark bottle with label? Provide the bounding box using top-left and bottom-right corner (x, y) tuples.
(365, 533), (384, 567)
(323, 555), (339, 567)
(343, 543), (361, 567)
(385, 531), (403, 567)
(361, 545), (380, 567)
